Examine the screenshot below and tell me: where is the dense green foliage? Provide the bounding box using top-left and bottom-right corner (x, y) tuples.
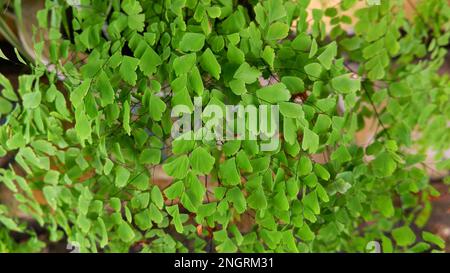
(0, 0), (449, 252)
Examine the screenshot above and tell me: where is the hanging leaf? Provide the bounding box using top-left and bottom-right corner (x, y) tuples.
(256, 83), (291, 103)
(190, 147), (215, 174)
(200, 48), (221, 79)
(163, 155), (190, 179)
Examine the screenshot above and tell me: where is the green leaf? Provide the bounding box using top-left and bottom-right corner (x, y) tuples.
(303, 191), (320, 214)
(14, 48), (27, 64)
(283, 117), (297, 145)
(189, 66), (204, 95)
(280, 102), (303, 118)
(0, 48), (8, 60)
(139, 148), (161, 164)
(392, 226), (416, 247)
(233, 62), (261, 84)
(340, 36), (361, 51)
(282, 230), (299, 252)
(76, 214), (91, 233)
(0, 75), (17, 101)
(216, 238), (238, 253)
(223, 140), (241, 156)
(317, 42), (337, 70)
(297, 156), (312, 176)
(54, 92), (71, 119)
(292, 33), (311, 51)
(247, 187), (267, 209)
(149, 203), (163, 223)
(227, 187), (247, 214)
(261, 46), (275, 68)
(200, 48), (221, 80)
(115, 166), (131, 188)
(422, 232), (445, 249)
(120, 56), (139, 85)
(236, 150), (253, 172)
(316, 184), (329, 202)
(43, 186), (58, 210)
(0, 97), (13, 114)
(164, 181), (185, 200)
(335, 178), (351, 194)
(173, 53), (196, 76)
(281, 76), (305, 94)
(302, 128), (319, 153)
(22, 91), (42, 109)
(304, 63), (322, 79)
(140, 47), (162, 76)
(207, 7), (221, 18)
(267, 0), (287, 22)
(185, 173), (205, 207)
(250, 156), (270, 173)
(117, 221), (135, 242)
(375, 195), (394, 217)
(179, 32), (206, 52)
(104, 158), (114, 175)
(122, 0), (143, 14)
(273, 190), (289, 211)
(110, 198), (121, 212)
(163, 155), (190, 179)
(372, 151), (397, 178)
(149, 94), (166, 121)
(309, 39), (318, 58)
(151, 186), (164, 209)
(190, 147), (215, 174)
(172, 136), (195, 154)
(313, 114), (331, 133)
(166, 205), (184, 233)
(227, 44), (245, 64)
(256, 83), (291, 103)
(44, 170), (60, 185)
(410, 242), (431, 253)
(123, 100), (131, 135)
(171, 88), (194, 111)
(134, 210), (152, 230)
(286, 177), (300, 198)
(390, 82), (411, 97)
(381, 236), (394, 253)
(128, 14), (145, 31)
(314, 164), (330, 181)
(97, 71), (115, 106)
(266, 22), (289, 40)
(219, 158), (241, 185)
(229, 79), (246, 95)
(131, 172), (149, 191)
(330, 145), (352, 163)
(198, 203), (216, 218)
(75, 110), (91, 143)
(331, 74), (361, 94)
(297, 224), (315, 241)
(0, 215), (20, 231)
